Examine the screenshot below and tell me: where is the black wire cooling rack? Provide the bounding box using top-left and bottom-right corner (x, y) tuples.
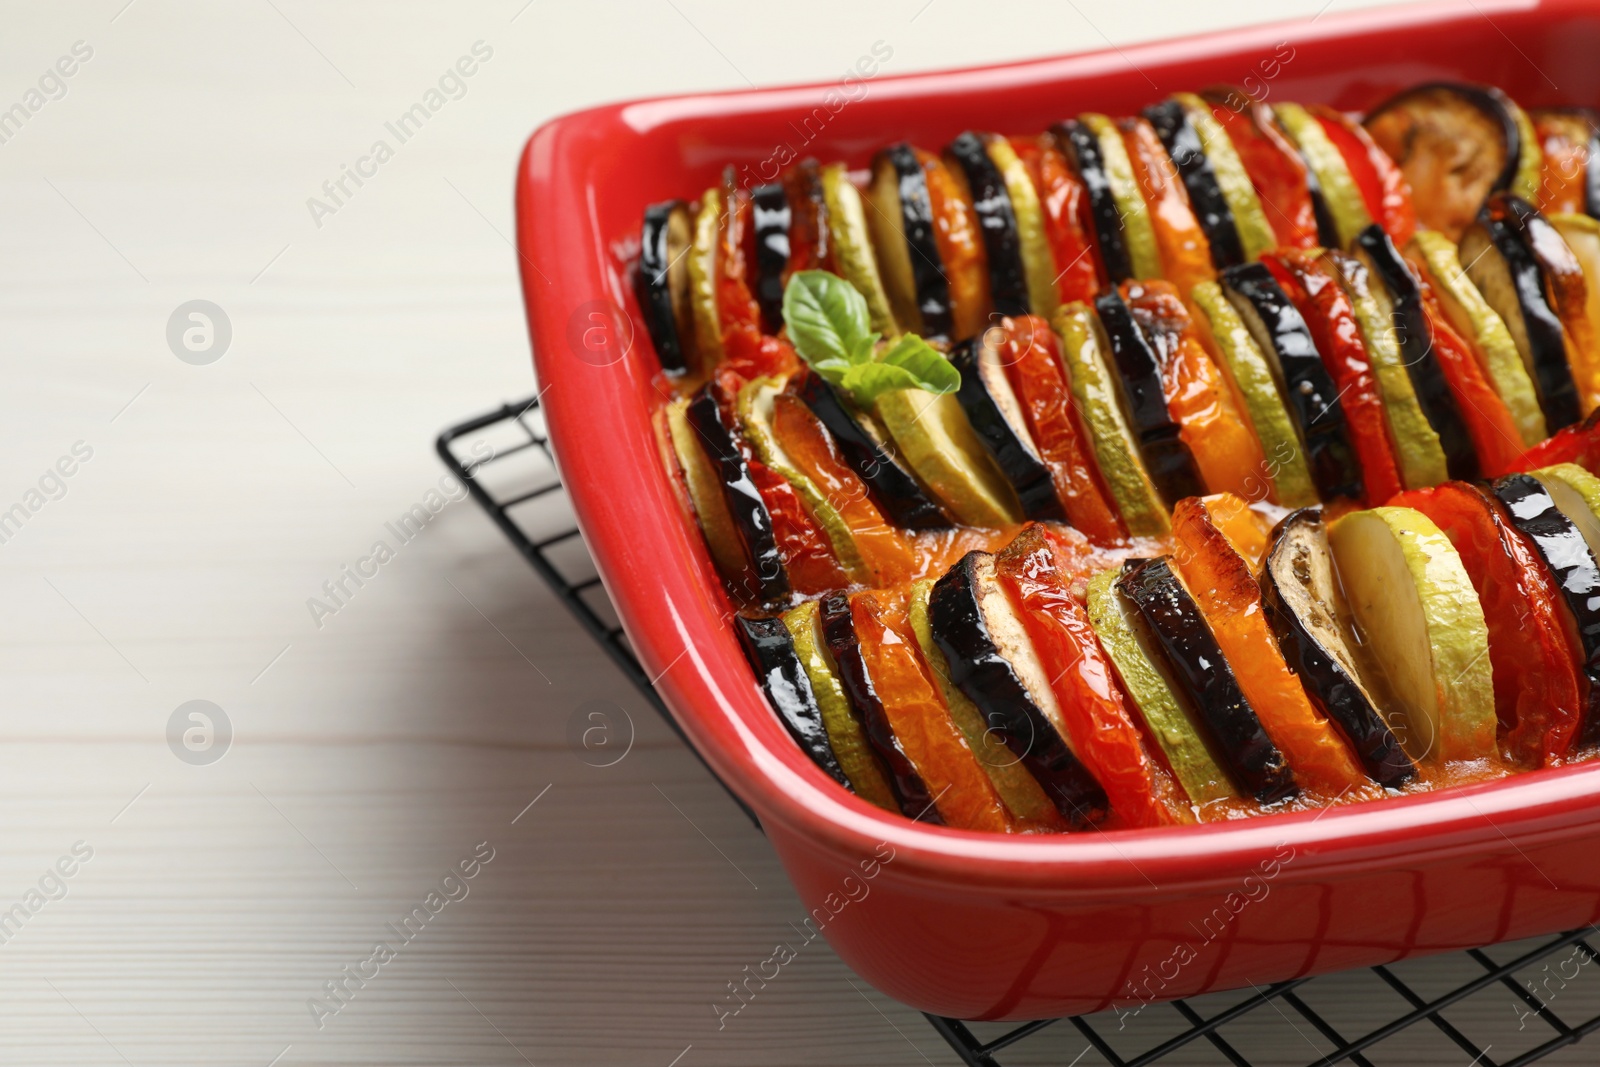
(438, 394), (1600, 1067)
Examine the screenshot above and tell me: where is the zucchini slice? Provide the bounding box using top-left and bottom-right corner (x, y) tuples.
(986, 135), (1060, 318)
(1053, 302), (1169, 536)
(1273, 102), (1373, 249)
(636, 200), (696, 374)
(686, 187), (724, 369)
(945, 132), (1029, 317)
(951, 332), (1063, 521)
(666, 396), (745, 582)
(1532, 462), (1600, 563)
(875, 388), (1022, 526)
(749, 182), (791, 334)
(1144, 97), (1245, 269)
(1174, 92), (1277, 261)
(685, 385), (788, 602)
(929, 552), (1109, 826)
(735, 615), (849, 786)
(1081, 113), (1162, 282)
(1055, 117), (1134, 283)
(868, 143), (950, 340)
(821, 161), (899, 337)
(1327, 506), (1496, 762)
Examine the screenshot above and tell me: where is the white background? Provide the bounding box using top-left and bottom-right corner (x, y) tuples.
(5, 1), (1589, 1065)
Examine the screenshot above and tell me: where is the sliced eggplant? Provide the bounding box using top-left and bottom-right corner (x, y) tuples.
(1144, 97), (1245, 269)
(735, 615), (849, 786)
(1084, 568), (1236, 804)
(1354, 224), (1479, 481)
(1461, 196), (1584, 431)
(1056, 118), (1133, 283)
(1327, 506), (1497, 762)
(1221, 262), (1363, 501)
(636, 200), (695, 374)
(1260, 508), (1415, 787)
(820, 161), (899, 336)
(818, 591), (941, 821)
(795, 370), (950, 530)
(1273, 102), (1373, 249)
(1492, 473), (1600, 745)
(1081, 113), (1162, 281)
(1364, 82), (1534, 241)
(946, 132), (1029, 317)
(1174, 92), (1278, 261)
(1095, 289), (1206, 506)
(928, 552), (1109, 826)
(868, 143), (951, 340)
(1518, 199), (1600, 416)
(749, 182), (791, 334)
(1118, 556), (1298, 803)
(985, 136), (1061, 317)
(950, 333), (1064, 521)
(1533, 463), (1600, 564)
(665, 396), (746, 583)
(685, 385), (788, 602)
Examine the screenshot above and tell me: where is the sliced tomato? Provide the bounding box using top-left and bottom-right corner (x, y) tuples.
(1534, 114), (1591, 216)
(995, 315), (1126, 544)
(1172, 496), (1370, 794)
(1519, 409), (1600, 474)
(770, 391), (916, 586)
(1013, 135), (1103, 305)
(916, 146), (991, 341)
(1119, 117), (1216, 296)
(1419, 295), (1526, 476)
(1209, 98), (1321, 249)
(851, 592), (1016, 832)
(996, 525), (1192, 827)
(718, 185), (800, 384)
(780, 158), (837, 279)
(1121, 280), (1268, 500)
(1264, 252), (1407, 504)
(745, 455), (846, 594)
(1394, 481), (1585, 765)
(1313, 106), (1417, 247)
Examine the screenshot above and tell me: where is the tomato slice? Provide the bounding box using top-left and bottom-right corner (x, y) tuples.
(1172, 497), (1371, 794)
(1208, 98), (1321, 249)
(780, 159), (837, 279)
(916, 147), (990, 341)
(995, 315), (1126, 544)
(1534, 114), (1591, 216)
(770, 391), (916, 586)
(1313, 106), (1418, 247)
(996, 525), (1193, 827)
(1394, 481), (1585, 765)
(851, 592), (1016, 832)
(745, 455), (846, 595)
(718, 185), (800, 384)
(1120, 117), (1216, 296)
(1519, 409), (1600, 474)
(1419, 294), (1527, 477)
(1013, 135), (1103, 306)
(1121, 280), (1268, 501)
(1264, 252), (1406, 504)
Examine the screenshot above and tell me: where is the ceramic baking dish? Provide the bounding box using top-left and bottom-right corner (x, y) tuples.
(515, 0), (1600, 1020)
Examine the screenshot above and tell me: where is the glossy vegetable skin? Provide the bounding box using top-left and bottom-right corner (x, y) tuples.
(997, 525), (1192, 826)
(1058, 118), (1134, 282)
(637, 200), (694, 374)
(715, 180), (802, 384)
(1119, 116), (1216, 296)
(1395, 481), (1585, 765)
(951, 335), (1064, 521)
(735, 615), (850, 785)
(946, 132), (1030, 317)
(1314, 106), (1417, 246)
(1203, 95), (1326, 250)
(686, 385), (789, 601)
(1144, 97), (1245, 269)
(1011, 135), (1104, 305)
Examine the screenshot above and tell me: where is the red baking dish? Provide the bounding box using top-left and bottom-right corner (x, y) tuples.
(517, 0), (1600, 1020)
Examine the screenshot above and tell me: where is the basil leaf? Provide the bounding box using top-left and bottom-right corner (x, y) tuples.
(783, 270), (875, 370)
(879, 334), (960, 394)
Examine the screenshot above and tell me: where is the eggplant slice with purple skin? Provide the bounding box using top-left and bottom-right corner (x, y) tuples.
(735, 614), (851, 787)
(871, 143), (953, 342)
(1261, 508), (1416, 787)
(950, 333), (1065, 521)
(1119, 556), (1299, 803)
(946, 131), (1030, 317)
(1056, 118), (1135, 283)
(1461, 195), (1584, 432)
(749, 182), (791, 335)
(1144, 98), (1245, 270)
(1353, 224), (1479, 481)
(1491, 473), (1600, 746)
(1095, 289), (1207, 506)
(685, 385), (789, 602)
(636, 200), (695, 374)
(795, 369), (951, 530)
(928, 552), (1109, 826)
(818, 591), (943, 822)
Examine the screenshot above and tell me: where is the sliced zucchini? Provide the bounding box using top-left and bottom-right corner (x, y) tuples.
(666, 396), (745, 581)
(875, 388), (1022, 526)
(1081, 113), (1162, 281)
(951, 333), (1063, 520)
(928, 553), (1109, 826)
(1273, 102), (1373, 249)
(636, 200), (695, 374)
(783, 601), (898, 810)
(749, 182), (791, 334)
(1327, 506), (1496, 762)
(1408, 230), (1546, 445)
(1084, 568), (1236, 804)
(1532, 462), (1600, 563)
(1221, 262), (1363, 501)
(986, 136), (1060, 318)
(685, 385), (788, 602)
(946, 132), (1029, 317)
(1144, 97), (1245, 269)
(1174, 92), (1277, 261)
(821, 161), (899, 337)
(1053, 303), (1169, 536)
(867, 143), (949, 340)
(1551, 212), (1600, 414)
(687, 187), (724, 368)
(1260, 508), (1416, 787)
(1191, 280), (1317, 507)
(735, 615), (849, 786)
(1118, 556), (1298, 803)
(1056, 117), (1133, 283)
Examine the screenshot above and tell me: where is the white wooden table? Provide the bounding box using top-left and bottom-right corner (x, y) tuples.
(8, 1), (1588, 1064)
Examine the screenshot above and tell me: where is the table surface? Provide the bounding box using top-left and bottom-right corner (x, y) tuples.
(6, 1), (1597, 1064)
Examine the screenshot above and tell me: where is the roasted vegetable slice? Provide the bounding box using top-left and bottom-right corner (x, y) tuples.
(876, 387), (1022, 526)
(687, 187), (725, 367)
(1274, 102), (1373, 249)
(951, 333), (1064, 521)
(637, 200), (696, 374)
(1534, 463), (1600, 562)
(1119, 115), (1215, 294)
(1014, 134), (1104, 305)
(1260, 508), (1415, 786)
(1313, 104), (1418, 247)
(685, 385), (789, 601)
(735, 615), (849, 785)
(1327, 506), (1496, 762)
(749, 183), (791, 334)
(1202, 93), (1327, 250)
(1175, 92), (1277, 261)
(946, 132), (1029, 317)
(1532, 108), (1600, 218)
(1145, 97), (1246, 269)
(929, 552), (1110, 826)
(1515, 199), (1600, 415)
(1119, 556), (1299, 803)
(1056, 118), (1134, 283)
(986, 136), (1061, 318)
(869, 143), (952, 341)
(666, 396), (747, 584)
(821, 161), (898, 336)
